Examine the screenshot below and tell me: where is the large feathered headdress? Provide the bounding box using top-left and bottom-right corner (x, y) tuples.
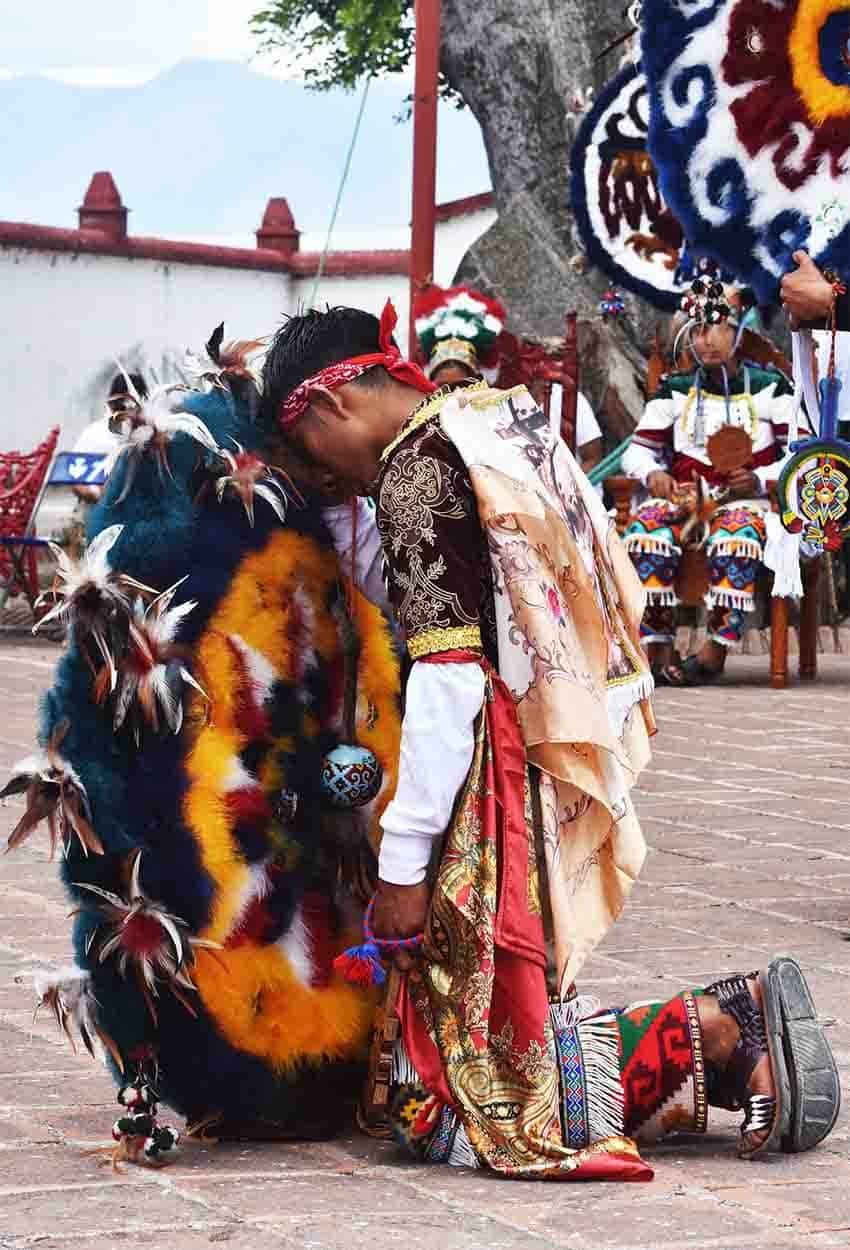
(413, 285), (506, 378)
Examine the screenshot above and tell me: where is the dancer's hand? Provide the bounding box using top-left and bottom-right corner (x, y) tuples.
(373, 880), (430, 971)
(780, 252), (834, 327)
(647, 470), (677, 501)
(726, 468), (759, 499)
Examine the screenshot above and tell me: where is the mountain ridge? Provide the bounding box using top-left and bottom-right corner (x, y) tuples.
(0, 60), (490, 240)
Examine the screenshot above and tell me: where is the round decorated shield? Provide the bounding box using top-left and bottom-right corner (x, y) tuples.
(706, 424), (753, 473)
(639, 0), (850, 303)
(570, 62), (688, 311)
(777, 443), (850, 551)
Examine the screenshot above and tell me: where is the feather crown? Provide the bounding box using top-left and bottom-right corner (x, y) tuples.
(413, 285), (506, 367)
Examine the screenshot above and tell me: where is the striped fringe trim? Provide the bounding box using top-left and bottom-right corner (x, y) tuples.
(576, 1015), (625, 1144)
(391, 1038), (419, 1088)
(706, 538), (763, 561)
(644, 587), (679, 607)
(704, 589), (755, 612)
(549, 995), (602, 1032)
(623, 535), (680, 558)
(447, 1123), (479, 1169)
(391, 1039), (480, 1169)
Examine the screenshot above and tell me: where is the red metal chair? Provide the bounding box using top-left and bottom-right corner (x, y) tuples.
(496, 312), (579, 454)
(0, 427), (60, 611)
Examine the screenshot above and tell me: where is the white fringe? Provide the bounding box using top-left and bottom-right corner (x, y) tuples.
(706, 538), (762, 561)
(644, 587), (679, 607)
(622, 535), (679, 558)
(607, 669), (656, 743)
(764, 512), (803, 600)
(704, 589), (754, 612)
(391, 1038), (419, 1088)
(576, 1015), (624, 1144)
(448, 1123), (480, 1169)
(549, 995), (602, 1032)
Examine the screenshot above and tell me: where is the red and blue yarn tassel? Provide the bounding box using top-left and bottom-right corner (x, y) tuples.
(333, 897), (424, 988)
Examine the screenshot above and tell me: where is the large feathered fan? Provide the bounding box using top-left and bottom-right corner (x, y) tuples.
(570, 62), (690, 310)
(639, 0), (850, 303)
(11, 325), (402, 1158)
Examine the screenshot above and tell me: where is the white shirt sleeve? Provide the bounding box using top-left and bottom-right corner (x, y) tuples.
(549, 387), (602, 449)
(322, 498), (391, 617)
(378, 661), (486, 886)
(754, 381), (796, 493)
(575, 392), (602, 448)
(621, 438), (662, 487)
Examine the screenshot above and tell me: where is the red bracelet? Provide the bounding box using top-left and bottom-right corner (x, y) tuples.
(333, 897), (424, 987)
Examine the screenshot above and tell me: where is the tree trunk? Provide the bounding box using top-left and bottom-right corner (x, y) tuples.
(439, 0), (656, 430)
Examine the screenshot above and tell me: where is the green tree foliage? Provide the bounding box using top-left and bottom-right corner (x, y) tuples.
(251, 0), (415, 91)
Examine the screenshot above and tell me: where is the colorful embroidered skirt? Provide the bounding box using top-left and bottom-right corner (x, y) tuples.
(391, 987), (707, 1168)
(624, 497), (768, 645)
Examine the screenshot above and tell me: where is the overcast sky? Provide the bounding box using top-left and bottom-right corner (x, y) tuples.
(1, 1), (289, 85)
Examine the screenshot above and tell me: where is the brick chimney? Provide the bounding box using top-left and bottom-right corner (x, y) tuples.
(78, 172), (128, 243)
(256, 198), (300, 255)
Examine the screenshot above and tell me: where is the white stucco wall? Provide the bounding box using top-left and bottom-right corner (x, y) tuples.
(1, 202), (493, 538)
(433, 208), (496, 285)
(290, 272), (410, 353)
(1, 247), (295, 451)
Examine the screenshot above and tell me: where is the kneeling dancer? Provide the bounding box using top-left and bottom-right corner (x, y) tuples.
(266, 301), (840, 1179)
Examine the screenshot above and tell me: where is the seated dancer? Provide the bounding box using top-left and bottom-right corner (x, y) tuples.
(264, 300), (839, 1179)
(621, 284), (796, 685)
(412, 283), (505, 389)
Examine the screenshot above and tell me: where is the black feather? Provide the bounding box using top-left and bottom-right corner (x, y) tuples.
(206, 323), (225, 364)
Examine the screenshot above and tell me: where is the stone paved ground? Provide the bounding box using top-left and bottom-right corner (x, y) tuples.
(0, 639), (848, 1249)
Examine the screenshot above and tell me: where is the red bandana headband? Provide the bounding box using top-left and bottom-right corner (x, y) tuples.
(278, 299), (436, 432)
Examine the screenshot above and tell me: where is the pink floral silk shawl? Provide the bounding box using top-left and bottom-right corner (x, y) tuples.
(440, 385), (654, 994)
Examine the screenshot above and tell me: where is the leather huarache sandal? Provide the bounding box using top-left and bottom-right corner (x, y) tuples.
(705, 958), (840, 1159)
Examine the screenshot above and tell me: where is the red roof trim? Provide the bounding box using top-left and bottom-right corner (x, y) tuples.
(0, 222), (291, 272)
(0, 221), (411, 276)
(290, 250), (410, 277)
(434, 192), (494, 222)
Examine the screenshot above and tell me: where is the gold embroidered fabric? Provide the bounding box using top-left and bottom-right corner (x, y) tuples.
(380, 381), (488, 465)
(407, 625), (483, 660)
(375, 404), (498, 664)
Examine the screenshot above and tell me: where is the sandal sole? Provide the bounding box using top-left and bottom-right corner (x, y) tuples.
(762, 957), (840, 1155)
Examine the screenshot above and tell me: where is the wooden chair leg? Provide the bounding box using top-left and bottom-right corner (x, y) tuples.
(770, 595), (790, 689)
(606, 475), (640, 536)
(799, 559), (821, 682)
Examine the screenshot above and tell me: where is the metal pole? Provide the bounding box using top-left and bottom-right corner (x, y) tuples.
(409, 0), (442, 358)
